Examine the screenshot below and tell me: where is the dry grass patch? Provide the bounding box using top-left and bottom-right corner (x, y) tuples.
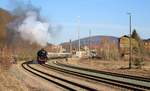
(0, 57), (29, 91)
(0, 70), (29, 91)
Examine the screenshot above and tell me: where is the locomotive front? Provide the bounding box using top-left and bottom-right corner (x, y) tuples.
(37, 49), (48, 64)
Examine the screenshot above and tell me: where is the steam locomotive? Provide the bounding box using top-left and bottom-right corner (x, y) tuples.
(37, 49), (48, 64)
(37, 49), (72, 64)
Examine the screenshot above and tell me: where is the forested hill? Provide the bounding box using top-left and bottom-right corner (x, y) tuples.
(60, 35), (118, 49)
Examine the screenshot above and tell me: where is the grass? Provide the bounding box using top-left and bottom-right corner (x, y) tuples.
(0, 70), (29, 91)
(0, 57), (48, 91)
(0, 56), (27, 91)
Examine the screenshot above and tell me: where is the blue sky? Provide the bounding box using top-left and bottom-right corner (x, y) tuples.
(0, 0), (150, 44)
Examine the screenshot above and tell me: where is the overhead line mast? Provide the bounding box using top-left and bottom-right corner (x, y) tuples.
(127, 12), (132, 69)
(77, 16), (80, 53)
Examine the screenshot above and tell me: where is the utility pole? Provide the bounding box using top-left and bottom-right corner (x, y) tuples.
(77, 16), (80, 53)
(127, 12), (132, 69)
(69, 40), (72, 53)
(89, 29), (91, 57)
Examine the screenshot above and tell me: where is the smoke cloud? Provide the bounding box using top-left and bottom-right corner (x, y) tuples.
(8, 0), (59, 46)
(17, 10), (50, 46)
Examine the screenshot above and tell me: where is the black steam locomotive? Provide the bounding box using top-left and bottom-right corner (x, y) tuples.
(37, 49), (48, 64)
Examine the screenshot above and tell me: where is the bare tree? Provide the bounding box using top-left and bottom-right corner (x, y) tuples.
(98, 37), (119, 61)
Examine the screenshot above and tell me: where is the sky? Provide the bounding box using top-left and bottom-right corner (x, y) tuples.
(0, 0), (150, 44)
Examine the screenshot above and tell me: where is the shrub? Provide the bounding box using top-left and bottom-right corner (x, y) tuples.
(133, 57), (144, 69)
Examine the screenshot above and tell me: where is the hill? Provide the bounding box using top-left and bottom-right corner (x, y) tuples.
(60, 35), (118, 50)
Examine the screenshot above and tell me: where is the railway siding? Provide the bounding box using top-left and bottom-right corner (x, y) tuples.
(50, 61), (150, 90)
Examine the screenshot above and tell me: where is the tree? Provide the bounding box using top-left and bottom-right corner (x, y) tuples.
(98, 37), (119, 60)
(131, 29), (145, 68)
(131, 29), (145, 54)
(131, 29), (140, 42)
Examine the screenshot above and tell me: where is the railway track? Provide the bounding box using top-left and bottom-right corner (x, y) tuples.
(21, 61), (97, 91)
(43, 61), (150, 91)
(57, 61), (150, 82)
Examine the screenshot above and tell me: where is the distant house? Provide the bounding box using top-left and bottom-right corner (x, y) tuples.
(119, 35), (138, 57)
(143, 39), (150, 51)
